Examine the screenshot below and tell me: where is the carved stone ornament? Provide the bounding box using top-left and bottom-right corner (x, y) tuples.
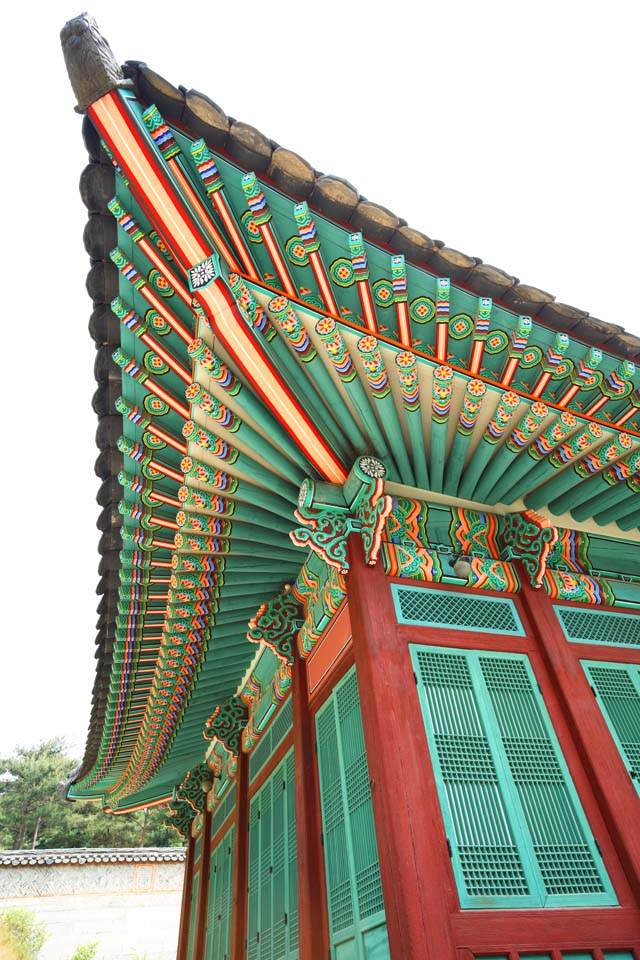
(247, 588), (303, 664)
(501, 510), (559, 588)
(61, 14), (132, 113)
(204, 696), (248, 753)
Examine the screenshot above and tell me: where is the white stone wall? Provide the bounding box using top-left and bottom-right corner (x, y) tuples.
(0, 859), (184, 960)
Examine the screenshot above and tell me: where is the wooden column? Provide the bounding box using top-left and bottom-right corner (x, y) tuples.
(229, 750), (249, 960)
(518, 571), (640, 904)
(193, 808), (213, 958)
(292, 650), (329, 960)
(177, 832), (196, 960)
(345, 534), (457, 959)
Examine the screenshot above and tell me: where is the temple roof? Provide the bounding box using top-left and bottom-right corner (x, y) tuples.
(61, 14), (640, 814)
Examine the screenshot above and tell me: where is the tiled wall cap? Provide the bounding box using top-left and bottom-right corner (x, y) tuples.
(83, 215), (117, 261)
(89, 304), (121, 348)
(538, 301), (589, 330)
(85, 262), (118, 304)
(309, 175), (360, 223)
(183, 89), (230, 149)
(228, 121), (273, 173)
(428, 246), (480, 281)
(466, 263), (518, 298)
(268, 147), (315, 199)
(390, 225), (438, 264)
(502, 282), (555, 313)
(79, 163), (115, 214)
(350, 200), (401, 245)
(137, 66), (185, 122)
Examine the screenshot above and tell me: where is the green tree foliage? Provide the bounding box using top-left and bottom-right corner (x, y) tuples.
(0, 907), (48, 960)
(68, 942), (98, 960)
(0, 740), (182, 850)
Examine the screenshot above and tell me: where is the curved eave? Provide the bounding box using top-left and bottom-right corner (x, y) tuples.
(65, 23), (640, 809)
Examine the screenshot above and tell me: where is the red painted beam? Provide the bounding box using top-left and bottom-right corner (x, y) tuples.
(452, 904), (640, 952)
(345, 534), (457, 960)
(292, 652), (329, 960)
(89, 90), (346, 484)
(176, 833), (195, 960)
(229, 751), (249, 960)
(193, 810), (213, 958)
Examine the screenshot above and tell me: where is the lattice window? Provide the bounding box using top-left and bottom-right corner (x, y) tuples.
(583, 660), (640, 797)
(392, 584), (525, 636)
(315, 667), (389, 959)
(246, 748), (298, 960)
(556, 606), (640, 648)
(249, 698), (293, 783)
(411, 645), (617, 909)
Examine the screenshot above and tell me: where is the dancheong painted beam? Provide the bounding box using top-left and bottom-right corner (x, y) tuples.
(62, 13), (640, 960)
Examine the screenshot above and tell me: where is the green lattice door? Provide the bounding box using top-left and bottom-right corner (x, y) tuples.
(410, 645), (617, 909)
(583, 660), (640, 796)
(246, 749), (298, 960)
(315, 666), (390, 960)
(187, 870), (200, 960)
(204, 824), (234, 960)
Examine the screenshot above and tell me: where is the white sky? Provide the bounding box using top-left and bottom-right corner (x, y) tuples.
(0, 1), (638, 759)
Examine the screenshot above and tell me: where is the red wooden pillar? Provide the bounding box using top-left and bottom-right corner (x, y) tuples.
(345, 534), (457, 959)
(229, 750), (249, 960)
(177, 833), (196, 960)
(518, 571), (640, 903)
(292, 649), (329, 960)
(193, 808), (213, 958)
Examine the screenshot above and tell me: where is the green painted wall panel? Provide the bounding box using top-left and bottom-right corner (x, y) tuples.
(187, 871), (200, 960)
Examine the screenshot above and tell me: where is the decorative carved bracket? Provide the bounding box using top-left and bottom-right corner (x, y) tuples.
(166, 761), (212, 837)
(500, 510), (559, 588)
(204, 696), (248, 753)
(176, 762), (210, 814)
(290, 456), (392, 572)
(166, 800), (196, 840)
(247, 587), (303, 665)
